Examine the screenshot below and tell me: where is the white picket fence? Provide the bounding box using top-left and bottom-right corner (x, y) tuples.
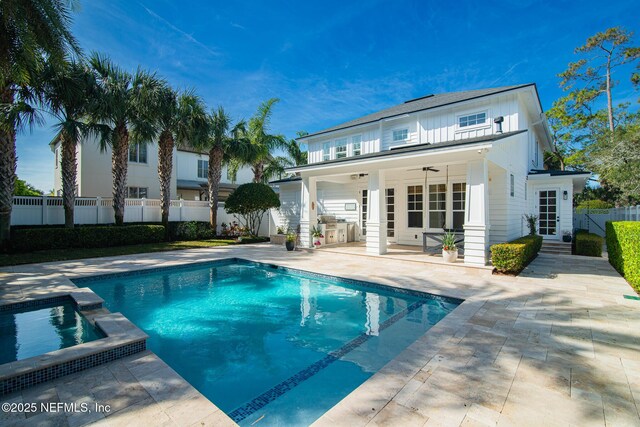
(10, 196), (270, 236)
(573, 205), (640, 237)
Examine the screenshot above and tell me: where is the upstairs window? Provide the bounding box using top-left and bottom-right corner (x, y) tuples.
(129, 143), (148, 163)
(127, 186), (148, 199)
(458, 112), (486, 128)
(322, 142), (331, 161)
(335, 138), (347, 159)
(352, 135), (362, 156)
(197, 159), (208, 179)
(393, 129), (408, 142)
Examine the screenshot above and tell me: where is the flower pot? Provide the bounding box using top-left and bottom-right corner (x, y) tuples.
(285, 240), (295, 251)
(442, 248), (458, 263)
(562, 234), (572, 243)
(313, 237), (324, 248)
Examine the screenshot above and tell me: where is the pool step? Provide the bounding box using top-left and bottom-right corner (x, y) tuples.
(540, 241), (572, 255)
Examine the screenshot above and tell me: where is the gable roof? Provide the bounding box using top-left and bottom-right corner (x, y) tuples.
(300, 84), (537, 140)
(287, 130), (526, 172)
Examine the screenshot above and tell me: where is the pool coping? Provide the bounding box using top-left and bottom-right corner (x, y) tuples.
(0, 289), (148, 396)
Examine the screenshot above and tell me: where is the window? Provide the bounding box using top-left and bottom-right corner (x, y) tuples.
(393, 129), (408, 142)
(428, 184), (446, 229)
(535, 142), (539, 166)
(129, 143), (148, 163)
(127, 186), (148, 199)
(452, 183), (466, 230)
(407, 185), (423, 228)
(458, 112), (487, 128)
(352, 135), (362, 156)
(322, 142), (331, 161)
(226, 166), (236, 183)
(386, 188), (395, 237)
(197, 159), (208, 179)
(55, 149), (59, 169)
(335, 138), (347, 159)
(510, 174), (515, 197)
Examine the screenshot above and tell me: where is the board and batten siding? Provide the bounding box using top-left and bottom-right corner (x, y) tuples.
(306, 128), (379, 164)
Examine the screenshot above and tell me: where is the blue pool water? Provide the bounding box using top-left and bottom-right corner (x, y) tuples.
(76, 259), (460, 426)
(0, 300), (105, 365)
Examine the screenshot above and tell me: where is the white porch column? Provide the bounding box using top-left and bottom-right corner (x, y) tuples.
(464, 159), (490, 266)
(300, 177), (317, 248)
(366, 170), (387, 255)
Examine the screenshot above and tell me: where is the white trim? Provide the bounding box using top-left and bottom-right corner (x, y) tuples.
(456, 109), (490, 132)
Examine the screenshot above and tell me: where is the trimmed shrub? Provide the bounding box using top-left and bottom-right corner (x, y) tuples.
(606, 221), (640, 290)
(225, 183), (280, 236)
(11, 225), (165, 252)
(574, 230), (603, 257)
(490, 235), (543, 274)
(170, 221), (216, 241)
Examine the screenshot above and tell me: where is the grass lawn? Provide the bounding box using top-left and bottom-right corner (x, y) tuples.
(0, 239), (241, 267)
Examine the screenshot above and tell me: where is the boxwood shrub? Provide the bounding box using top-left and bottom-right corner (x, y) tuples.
(574, 230), (603, 257)
(490, 235), (543, 274)
(11, 225), (165, 252)
(169, 221), (217, 241)
(606, 221), (640, 290)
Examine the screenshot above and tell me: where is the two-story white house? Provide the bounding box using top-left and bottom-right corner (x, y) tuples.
(51, 138), (254, 201)
(272, 84), (590, 266)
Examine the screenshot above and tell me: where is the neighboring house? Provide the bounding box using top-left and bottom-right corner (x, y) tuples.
(51, 138), (254, 200)
(271, 84), (589, 266)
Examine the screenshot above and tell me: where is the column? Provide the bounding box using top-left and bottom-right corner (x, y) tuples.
(299, 177), (317, 248)
(464, 160), (490, 266)
(366, 170), (387, 255)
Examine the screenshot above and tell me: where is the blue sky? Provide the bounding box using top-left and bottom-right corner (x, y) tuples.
(16, 0), (639, 192)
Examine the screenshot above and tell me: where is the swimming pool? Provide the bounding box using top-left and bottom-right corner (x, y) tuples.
(0, 300), (105, 365)
(76, 259), (461, 425)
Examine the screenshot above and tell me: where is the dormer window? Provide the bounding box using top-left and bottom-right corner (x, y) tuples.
(335, 138), (347, 159)
(322, 142), (331, 161)
(458, 112), (487, 128)
(392, 129), (408, 142)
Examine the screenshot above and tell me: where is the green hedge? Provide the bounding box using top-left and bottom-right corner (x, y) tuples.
(606, 221), (640, 290)
(575, 230), (603, 257)
(11, 225), (165, 252)
(490, 235), (543, 274)
(168, 221), (216, 241)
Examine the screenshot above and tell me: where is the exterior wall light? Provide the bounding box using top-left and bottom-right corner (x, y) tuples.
(563, 190), (568, 200)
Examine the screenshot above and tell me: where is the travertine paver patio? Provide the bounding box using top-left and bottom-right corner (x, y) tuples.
(0, 244), (639, 426)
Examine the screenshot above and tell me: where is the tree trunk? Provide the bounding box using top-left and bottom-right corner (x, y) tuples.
(157, 129), (174, 239)
(112, 123), (129, 226)
(253, 162), (264, 183)
(606, 55), (615, 133)
(208, 145), (224, 233)
(60, 132), (77, 228)
(0, 86), (17, 251)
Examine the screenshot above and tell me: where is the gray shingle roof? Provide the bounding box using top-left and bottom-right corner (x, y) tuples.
(300, 84), (535, 139)
(529, 169), (591, 177)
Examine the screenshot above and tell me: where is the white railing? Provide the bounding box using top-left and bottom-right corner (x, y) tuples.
(10, 196), (270, 236)
(573, 204), (640, 237)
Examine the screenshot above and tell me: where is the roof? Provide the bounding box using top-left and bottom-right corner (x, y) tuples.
(177, 179), (238, 190)
(300, 84), (536, 139)
(287, 130), (526, 172)
(269, 176), (302, 185)
(528, 169), (591, 177)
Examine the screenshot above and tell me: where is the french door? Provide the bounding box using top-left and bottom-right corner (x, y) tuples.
(538, 189), (559, 240)
(360, 189), (368, 241)
(386, 188), (396, 243)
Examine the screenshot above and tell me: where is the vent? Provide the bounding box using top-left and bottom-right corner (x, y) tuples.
(404, 94), (434, 104)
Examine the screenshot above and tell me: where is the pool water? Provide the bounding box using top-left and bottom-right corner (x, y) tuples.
(0, 301), (105, 365)
(77, 259), (460, 426)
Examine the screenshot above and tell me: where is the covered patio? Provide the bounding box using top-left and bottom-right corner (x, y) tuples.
(286, 132), (527, 266)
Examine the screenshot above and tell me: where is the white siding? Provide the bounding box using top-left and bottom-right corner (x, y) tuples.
(272, 182), (302, 232)
(317, 182), (359, 222)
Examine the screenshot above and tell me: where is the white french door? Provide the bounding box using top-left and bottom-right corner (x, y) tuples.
(538, 188), (559, 240)
(386, 188), (396, 243)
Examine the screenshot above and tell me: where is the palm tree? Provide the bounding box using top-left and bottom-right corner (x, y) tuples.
(237, 98), (287, 183)
(199, 107), (244, 231)
(262, 135), (309, 180)
(136, 82), (209, 234)
(42, 59), (99, 227)
(0, 0), (80, 248)
(88, 53), (157, 225)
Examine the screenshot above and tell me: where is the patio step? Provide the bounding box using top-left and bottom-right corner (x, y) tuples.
(540, 241), (572, 255)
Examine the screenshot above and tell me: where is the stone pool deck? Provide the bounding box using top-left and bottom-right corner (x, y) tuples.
(0, 244), (639, 426)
